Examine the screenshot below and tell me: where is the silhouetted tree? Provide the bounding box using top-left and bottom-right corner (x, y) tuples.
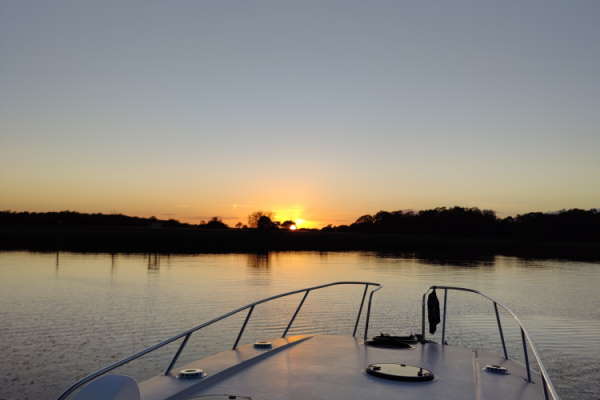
(0, 210), (192, 228)
(321, 206), (600, 240)
(2, 207), (600, 242)
(200, 217), (228, 229)
(257, 215), (277, 231)
(355, 215), (374, 225)
(248, 211), (274, 228)
(280, 220), (296, 230)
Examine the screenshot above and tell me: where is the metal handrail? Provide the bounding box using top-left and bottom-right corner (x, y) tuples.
(421, 286), (559, 400)
(57, 281), (382, 400)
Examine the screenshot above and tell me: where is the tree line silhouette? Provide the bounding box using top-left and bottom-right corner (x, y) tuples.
(0, 211), (192, 228)
(326, 207), (600, 240)
(1, 206), (599, 240)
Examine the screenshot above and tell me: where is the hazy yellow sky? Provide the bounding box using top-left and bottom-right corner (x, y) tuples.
(2, 1), (599, 228)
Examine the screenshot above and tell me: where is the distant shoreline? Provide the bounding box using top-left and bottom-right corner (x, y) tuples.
(1, 226), (599, 261)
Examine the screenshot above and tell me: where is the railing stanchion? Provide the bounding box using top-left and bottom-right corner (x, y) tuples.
(353, 284), (369, 337)
(164, 333), (191, 376)
(233, 305), (255, 350)
(494, 302), (508, 359)
(421, 292), (427, 342)
(521, 328), (532, 383)
(441, 288), (448, 345)
(364, 288), (378, 341)
(283, 290), (309, 337)
(417, 285), (558, 399)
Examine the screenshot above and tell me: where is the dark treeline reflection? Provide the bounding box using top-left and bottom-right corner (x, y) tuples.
(373, 251), (496, 268)
(246, 252), (271, 269)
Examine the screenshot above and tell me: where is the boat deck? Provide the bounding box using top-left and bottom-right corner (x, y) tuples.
(140, 334), (545, 400)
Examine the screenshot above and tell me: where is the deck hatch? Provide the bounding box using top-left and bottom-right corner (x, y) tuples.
(366, 363), (434, 382)
(484, 364), (510, 375)
(178, 368), (206, 379)
(366, 333), (418, 349)
(187, 396), (252, 400)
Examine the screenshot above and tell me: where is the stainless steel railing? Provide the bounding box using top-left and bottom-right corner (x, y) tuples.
(420, 286), (559, 400)
(57, 281), (382, 400)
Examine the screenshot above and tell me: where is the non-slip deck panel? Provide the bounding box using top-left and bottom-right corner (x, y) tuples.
(141, 335), (545, 400)
(140, 335), (312, 400)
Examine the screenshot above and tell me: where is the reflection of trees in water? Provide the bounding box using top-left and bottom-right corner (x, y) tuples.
(147, 253), (160, 271)
(374, 251), (496, 268)
(247, 252), (270, 269)
(109, 253), (117, 279)
(416, 255), (495, 268)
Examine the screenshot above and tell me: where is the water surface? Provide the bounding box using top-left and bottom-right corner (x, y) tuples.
(0, 251), (598, 400)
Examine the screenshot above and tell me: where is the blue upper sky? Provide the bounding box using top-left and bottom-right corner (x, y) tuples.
(1, 1), (599, 226)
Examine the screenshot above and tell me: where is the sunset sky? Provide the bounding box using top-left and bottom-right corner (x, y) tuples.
(1, 1), (599, 227)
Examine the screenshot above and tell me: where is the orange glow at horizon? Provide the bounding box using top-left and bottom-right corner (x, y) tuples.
(272, 209), (318, 229)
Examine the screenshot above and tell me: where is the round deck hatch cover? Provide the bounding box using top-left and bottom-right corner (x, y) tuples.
(178, 368), (206, 379)
(187, 396), (252, 400)
(366, 363), (434, 382)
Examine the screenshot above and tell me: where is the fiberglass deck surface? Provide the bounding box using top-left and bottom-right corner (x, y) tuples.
(140, 335), (545, 400)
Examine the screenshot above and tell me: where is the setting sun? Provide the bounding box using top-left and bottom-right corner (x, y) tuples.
(289, 224), (297, 231)
(272, 209), (318, 228)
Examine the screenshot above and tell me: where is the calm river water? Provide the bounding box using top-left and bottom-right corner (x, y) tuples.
(0, 251), (598, 400)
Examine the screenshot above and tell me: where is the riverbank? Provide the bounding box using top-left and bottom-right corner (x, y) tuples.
(1, 226), (599, 260)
